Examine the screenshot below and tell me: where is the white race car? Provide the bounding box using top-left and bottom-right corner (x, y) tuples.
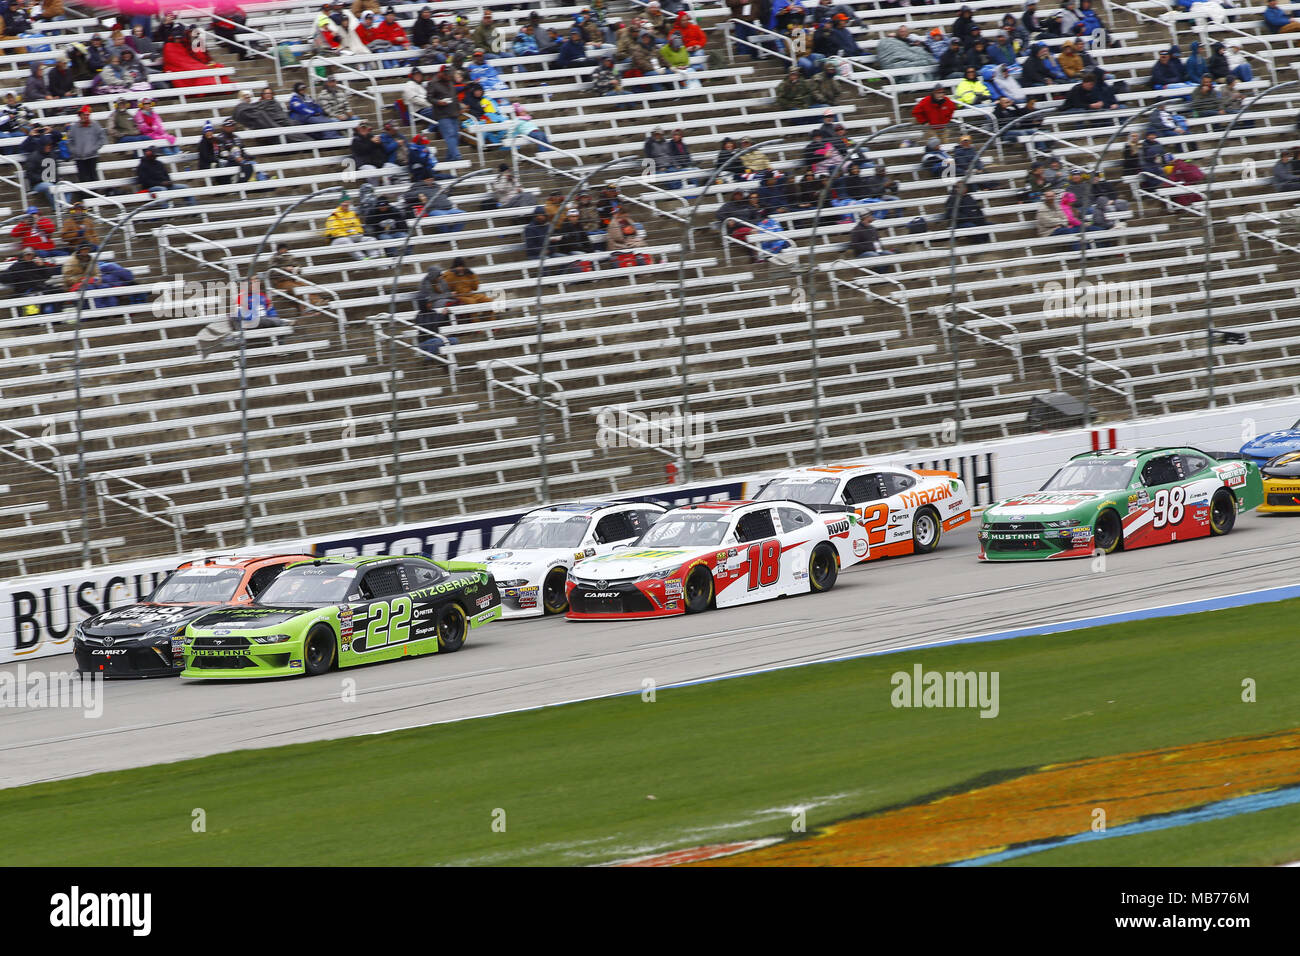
(460, 501), (666, 618)
(752, 463), (972, 558)
(565, 499), (871, 619)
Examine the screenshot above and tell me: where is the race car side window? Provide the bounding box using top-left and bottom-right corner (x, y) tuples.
(844, 474), (886, 504)
(594, 512), (633, 544)
(1178, 454), (1209, 477)
(404, 562), (445, 587)
(886, 473), (916, 494)
(735, 509), (777, 542)
(1140, 456), (1180, 487)
(359, 566), (405, 599)
(247, 564), (287, 598)
(777, 507), (812, 533)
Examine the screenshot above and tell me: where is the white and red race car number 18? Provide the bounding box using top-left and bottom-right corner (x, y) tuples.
(746, 541), (781, 590)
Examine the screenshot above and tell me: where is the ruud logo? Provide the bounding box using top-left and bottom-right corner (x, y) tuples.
(49, 886), (151, 936)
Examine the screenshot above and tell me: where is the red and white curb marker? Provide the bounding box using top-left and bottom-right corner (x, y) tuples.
(608, 838), (783, 867)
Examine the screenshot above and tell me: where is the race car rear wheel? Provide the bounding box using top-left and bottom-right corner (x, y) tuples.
(809, 543), (838, 592)
(912, 506), (941, 554)
(436, 603), (468, 652)
(542, 567), (569, 614)
(1094, 509), (1123, 554)
(304, 627), (336, 676)
(683, 567), (713, 613)
(1210, 489), (1237, 536)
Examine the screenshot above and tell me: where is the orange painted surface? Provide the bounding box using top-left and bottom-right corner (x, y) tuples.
(686, 729), (1300, 866)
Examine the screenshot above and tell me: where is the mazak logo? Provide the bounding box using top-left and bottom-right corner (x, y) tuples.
(49, 886), (151, 936)
(890, 664), (1000, 718)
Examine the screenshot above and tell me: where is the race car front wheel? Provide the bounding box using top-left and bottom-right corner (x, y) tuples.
(683, 568), (713, 613)
(542, 567), (569, 614)
(437, 603), (468, 652)
(304, 628), (336, 676)
(1209, 489), (1237, 535)
(912, 507), (941, 554)
(1094, 509), (1123, 554)
(809, 543), (838, 592)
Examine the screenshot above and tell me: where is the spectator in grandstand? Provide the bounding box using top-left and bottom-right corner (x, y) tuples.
(46, 56), (77, 98)
(1020, 43), (1064, 87)
(22, 64), (52, 101)
(61, 243), (97, 291)
(315, 78), (355, 123)
(267, 242), (320, 314)
(288, 83), (344, 139)
(987, 30), (1017, 68)
(1063, 72), (1120, 112)
(669, 11), (708, 52)
(555, 206), (597, 260)
(1022, 1), (1046, 37)
(405, 133), (439, 181)
(921, 137), (955, 178)
(1036, 189), (1077, 237)
(58, 201), (99, 251)
(21, 140), (56, 207)
(1150, 49), (1192, 90)
(911, 86), (957, 130)
(1183, 41), (1209, 84)
(986, 63), (1027, 104)
(427, 65), (463, 162)
(134, 98), (177, 154)
(12, 207), (56, 255)
(324, 199), (372, 260)
(1146, 108), (1191, 147)
(523, 206), (552, 260)
(469, 10), (502, 56)
(232, 89), (312, 144)
(557, 28), (595, 68)
(1056, 40), (1087, 80)
(849, 210), (893, 262)
(1190, 76), (1225, 118)
(1273, 151), (1300, 191)
(137, 146), (196, 206)
(442, 257), (493, 310)
(365, 197), (408, 256)
(952, 133), (984, 180)
(3, 248), (59, 304)
(607, 210), (648, 257)
(234, 280), (289, 332)
(1219, 76), (1252, 122)
(954, 65), (992, 105)
(410, 6), (437, 47)
(810, 60), (844, 109)
(775, 68), (814, 119)
(67, 107), (106, 184)
(163, 24), (225, 89)
(737, 137), (773, 179)
(403, 68), (434, 124)
(937, 38), (969, 79)
(106, 98), (147, 146)
(1263, 0), (1300, 33)
(351, 122), (400, 181)
(943, 182), (988, 239)
(1023, 162), (1050, 201)
(875, 27), (937, 86)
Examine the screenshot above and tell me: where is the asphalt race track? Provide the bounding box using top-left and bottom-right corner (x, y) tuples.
(4, 516), (1299, 789)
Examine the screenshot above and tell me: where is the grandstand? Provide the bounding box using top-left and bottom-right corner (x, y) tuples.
(1, 0), (1298, 579)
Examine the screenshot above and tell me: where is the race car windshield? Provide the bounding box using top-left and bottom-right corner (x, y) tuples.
(755, 477), (840, 505)
(636, 514), (729, 547)
(257, 566), (357, 605)
(149, 568), (244, 604)
(495, 515), (589, 550)
(1041, 461), (1136, 491)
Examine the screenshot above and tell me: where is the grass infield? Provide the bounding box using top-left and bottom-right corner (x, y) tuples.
(3, 599), (1299, 865)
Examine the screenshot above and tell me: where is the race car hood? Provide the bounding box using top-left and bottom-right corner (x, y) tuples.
(81, 602), (218, 638)
(984, 490), (1114, 519)
(188, 606), (315, 631)
(570, 547), (707, 580)
(1240, 428), (1300, 462)
(457, 547), (580, 578)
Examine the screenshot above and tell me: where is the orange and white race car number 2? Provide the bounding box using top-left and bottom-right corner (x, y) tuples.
(856, 504), (890, 546)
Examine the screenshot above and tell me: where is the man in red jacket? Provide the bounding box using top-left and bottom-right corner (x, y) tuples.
(11, 208), (57, 256)
(670, 11), (708, 51)
(911, 85), (957, 130)
(373, 8), (410, 47)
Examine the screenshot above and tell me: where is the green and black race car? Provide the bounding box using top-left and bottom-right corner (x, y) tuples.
(979, 447), (1263, 561)
(180, 555), (500, 679)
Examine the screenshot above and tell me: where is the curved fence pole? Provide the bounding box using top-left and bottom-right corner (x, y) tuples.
(1078, 95), (1190, 429)
(1200, 79), (1300, 412)
(71, 195), (173, 567)
(532, 155), (643, 504)
(675, 136), (787, 484)
(801, 119), (923, 464)
(378, 166), (494, 527)
(945, 103), (1068, 443)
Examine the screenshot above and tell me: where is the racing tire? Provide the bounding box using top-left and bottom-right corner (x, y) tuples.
(683, 567), (714, 614)
(1093, 509), (1123, 555)
(809, 543), (838, 592)
(912, 506), (942, 554)
(1209, 489), (1237, 536)
(304, 627), (336, 676)
(436, 603), (468, 652)
(542, 567), (569, 615)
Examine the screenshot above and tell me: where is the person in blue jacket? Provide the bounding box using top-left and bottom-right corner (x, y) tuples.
(287, 83), (342, 138)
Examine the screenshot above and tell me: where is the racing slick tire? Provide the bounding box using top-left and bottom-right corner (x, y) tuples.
(542, 567), (569, 615)
(809, 543), (839, 592)
(1209, 489), (1237, 536)
(912, 506), (942, 554)
(1094, 509), (1123, 555)
(683, 567), (714, 614)
(304, 626), (337, 676)
(436, 603), (468, 652)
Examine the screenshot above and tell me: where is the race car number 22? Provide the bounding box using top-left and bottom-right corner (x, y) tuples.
(365, 596), (412, 649)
